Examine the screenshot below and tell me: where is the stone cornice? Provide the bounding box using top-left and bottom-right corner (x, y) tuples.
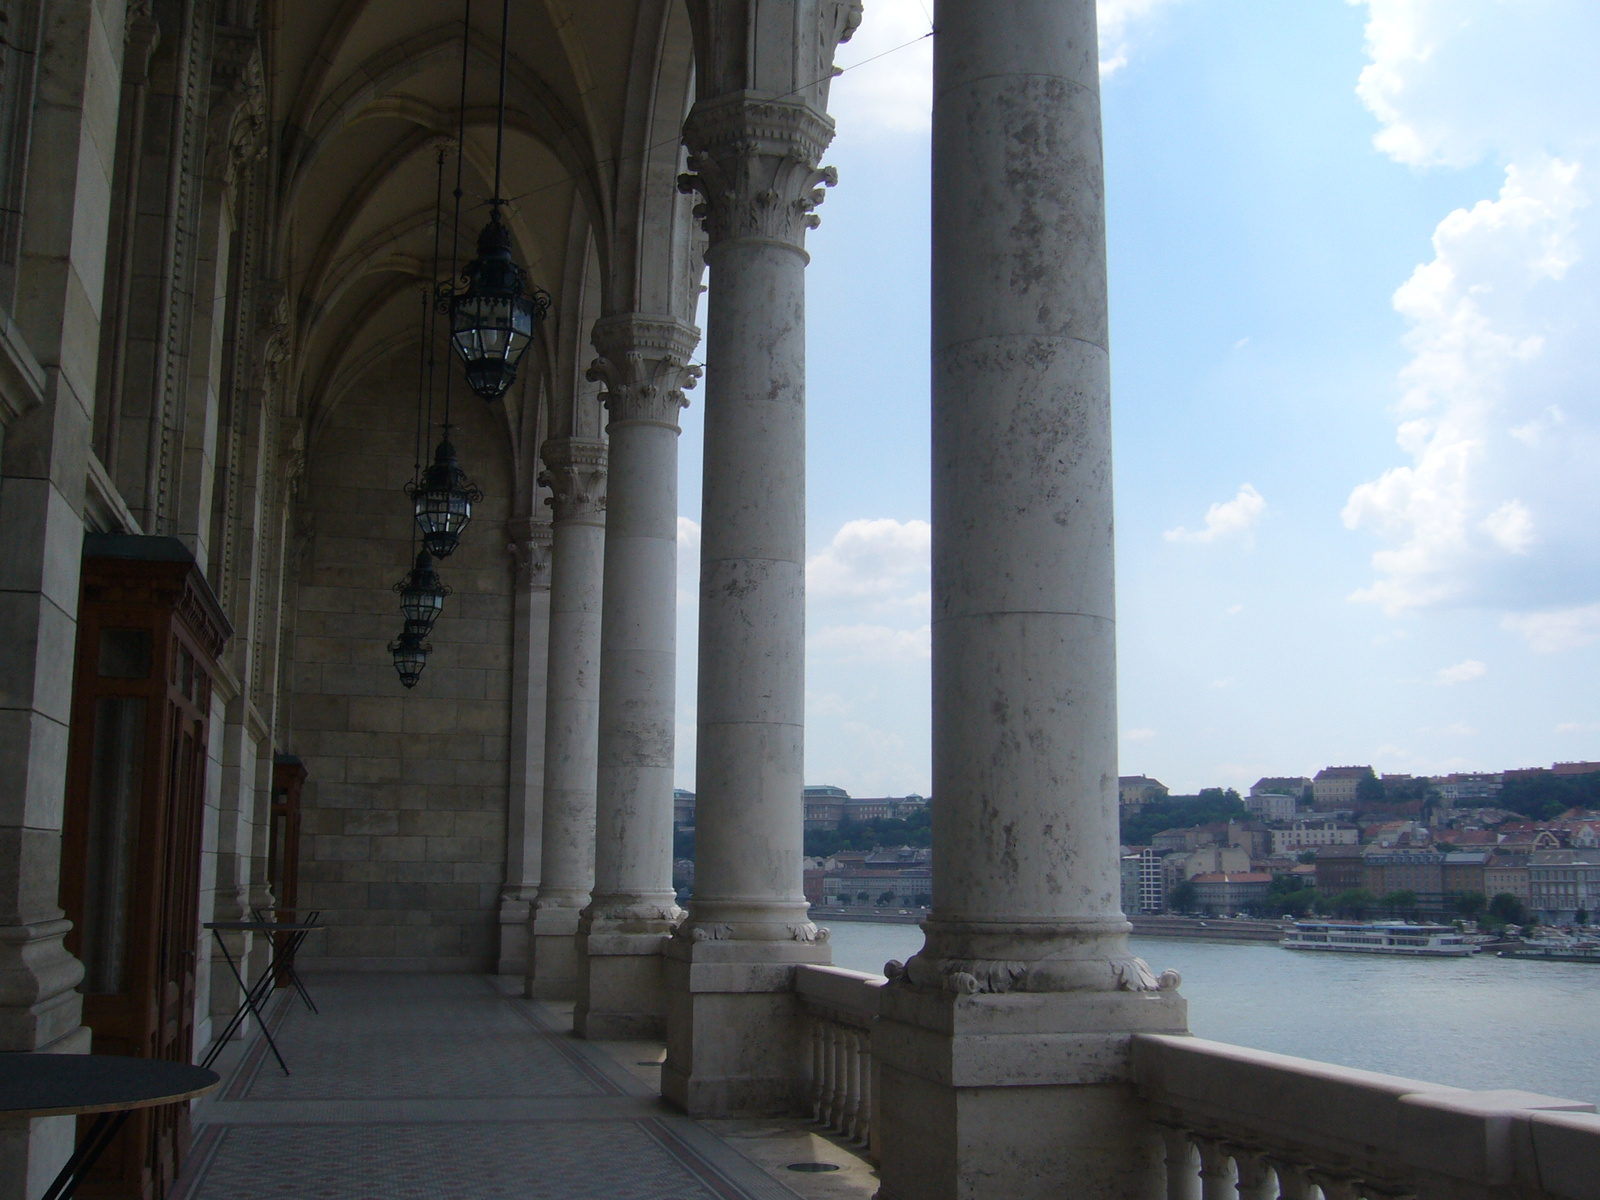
(538, 438), (608, 524)
(678, 96), (838, 251)
(0, 311), (44, 429)
(587, 314), (702, 430)
(507, 515), (554, 592)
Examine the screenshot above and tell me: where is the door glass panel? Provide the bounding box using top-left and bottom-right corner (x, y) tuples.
(98, 628), (151, 679)
(81, 696), (147, 994)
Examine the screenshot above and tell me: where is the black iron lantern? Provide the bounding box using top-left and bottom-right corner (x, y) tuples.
(388, 625), (431, 689)
(394, 549), (450, 632)
(405, 437), (482, 559)
(447, 209), (548, 402)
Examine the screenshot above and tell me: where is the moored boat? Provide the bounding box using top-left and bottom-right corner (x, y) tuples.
(1280, 920), (1479, 956)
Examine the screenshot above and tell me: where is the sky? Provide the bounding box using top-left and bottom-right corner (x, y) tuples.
(672, 0), (1600, 797)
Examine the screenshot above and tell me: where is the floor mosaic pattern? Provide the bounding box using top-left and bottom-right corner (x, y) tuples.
(175, 974), (811, 1200)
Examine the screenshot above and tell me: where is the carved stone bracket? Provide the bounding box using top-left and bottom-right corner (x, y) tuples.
(208, 27), (267, 190)
(507, 515), (554, 592)
(538, 438), (608, 524)
(586, 314), (702, 430)
(678, 98), (839, 251)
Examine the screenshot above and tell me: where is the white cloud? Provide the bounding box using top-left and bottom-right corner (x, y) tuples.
(810, 623), (931, 663)
(1164, 484), (1266, 545)
(808, 518), (930, 609)
(1124, 727), (1157, 743)
(1502, 604), (1600, 653)
(1345, 3), (1600, 622)
(1556, 721), (1600, 736)
(829, 0), (1182, 133)
(1434, 659), (1487, 686)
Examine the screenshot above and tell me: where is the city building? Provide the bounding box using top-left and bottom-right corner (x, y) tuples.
(802, 784), (852, 829)
(1528, 851), (1600, 924)
(1272, 820), (1360, 856)
(1245, 792), (1299, 822)
(1484, 853), (1531, 905)
(801, 786), (929, 830)
(1152, 827), (1216, 854)
(673, 789), (696, 830)
(1251, 775), (1312, 799)
(1119, 774), (1169, 812)
(1313, 766), (1374, 808)
(1362, 847), (1446, 912)
(1121, 854), (1143, 916)
(1187, 872), (1273, 916)
(1163, 845), (1252, 899)
(1314, 844), (1367, 894)
(820, 867), (933, 910)
(1139, 847), (1168, 914)
(1441, 851), (1489, 899)
(1432, 772), (1504, 806)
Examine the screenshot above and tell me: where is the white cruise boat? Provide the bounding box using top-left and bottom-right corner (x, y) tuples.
(1280, 920), (1480, 957)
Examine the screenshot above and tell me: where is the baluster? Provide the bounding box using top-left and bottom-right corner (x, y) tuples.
(807, 1017), (826, 1121)
(1161, 1128), (1201, 1200)
(1195, 1137), (1236, 1200)
(854, 1031), (873, 1148)
(843, 1028), (862, 1140)
(819, 1023), (836, 1127)
(829, 1023), (848, 1131)
(1270, 1161), (1315, 1200)
(1310, 1173), (1361, 1200)
(1231, 1150), (1277, 1200)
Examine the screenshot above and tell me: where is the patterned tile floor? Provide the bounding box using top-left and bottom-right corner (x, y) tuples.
(175, 974), (874, 1200)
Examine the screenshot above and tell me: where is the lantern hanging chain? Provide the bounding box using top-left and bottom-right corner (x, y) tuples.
(444, 0), (472, 438)
(427, 143), (447, 454)
(492, 0), (510, 210)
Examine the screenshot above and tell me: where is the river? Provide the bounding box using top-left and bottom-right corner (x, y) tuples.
(822, 921), (1600, 1106)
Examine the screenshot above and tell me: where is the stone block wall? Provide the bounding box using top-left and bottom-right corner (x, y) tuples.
(288, 362), (514, 971)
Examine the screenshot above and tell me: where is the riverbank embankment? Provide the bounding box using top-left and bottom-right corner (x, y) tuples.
(811, 910), (1292, 943)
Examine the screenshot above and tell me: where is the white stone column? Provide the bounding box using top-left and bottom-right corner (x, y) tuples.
(873, 5), (1186, 1198)
(525, 439), (606, 999)
(662, 90), (842, 1112)
(498, 517), (552, 975)
(574, 315), (698, 1039)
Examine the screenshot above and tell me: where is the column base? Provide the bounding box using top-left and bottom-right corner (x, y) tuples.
(574, 925), (673, 1040)
(873, 980), (1188, 1200)
(662, 931), (833, 1116)
(497, 891), (533, 977)
(526, 905), (584, 999)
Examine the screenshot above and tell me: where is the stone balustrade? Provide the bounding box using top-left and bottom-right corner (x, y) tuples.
(1134, 1034), (1600, 1200)
(795, 964), (886, 1156)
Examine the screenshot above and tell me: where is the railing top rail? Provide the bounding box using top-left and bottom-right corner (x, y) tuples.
(795, 963), (886, 1022)
(1135, 1034), (1600, 1199)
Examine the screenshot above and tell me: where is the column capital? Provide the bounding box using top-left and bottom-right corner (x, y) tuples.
(678, 97), (838, 251)
(587, 314), (702, 429)
(506, 516), (553, 592)
(538, 437), (608, 524)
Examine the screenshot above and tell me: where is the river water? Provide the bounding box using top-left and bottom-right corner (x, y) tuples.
(823, 922), (1600, 1106)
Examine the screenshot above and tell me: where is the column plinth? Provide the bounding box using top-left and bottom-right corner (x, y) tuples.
(575, 314), (698, 1040)
(525, 440), (606, 1000)
(873, 3), (1187, 1196)
(662, 85), (846, 1112)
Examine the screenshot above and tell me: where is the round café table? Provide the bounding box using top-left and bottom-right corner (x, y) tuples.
(0, 1053), (219, 1200)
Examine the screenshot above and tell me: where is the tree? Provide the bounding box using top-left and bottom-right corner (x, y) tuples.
(913, 893), (931, 907)
(877, 890), (896, 906)
(1454, 892), (1487, 920)
(1330, 888), (1377, 918)
(1489, 892), (1527, 926)
(1121, 790), (1248, 847)
(1498, 770), (1600, 821)
(1296, 850), (1317, 865)
(855, 891), (870, 905)
(1381, 889), (1419, 918)
(1168, 880), (1198, 913)
(1355, 771), (1385, 806)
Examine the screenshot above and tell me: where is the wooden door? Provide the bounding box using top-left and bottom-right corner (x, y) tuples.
(61, 537), (231, 1200)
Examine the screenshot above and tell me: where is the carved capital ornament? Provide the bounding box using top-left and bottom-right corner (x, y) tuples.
(586, 315), (702, 430)
(538, 439), (608, 524)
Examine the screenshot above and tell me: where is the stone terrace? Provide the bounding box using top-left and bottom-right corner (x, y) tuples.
(175, 975), (877, 1200)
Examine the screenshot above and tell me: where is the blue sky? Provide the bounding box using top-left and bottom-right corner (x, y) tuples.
(674, 0), (1600, 796)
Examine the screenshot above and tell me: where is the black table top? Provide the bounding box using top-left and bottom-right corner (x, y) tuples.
(0, 1054), (219, 1117)
(204, 921), (323, 932)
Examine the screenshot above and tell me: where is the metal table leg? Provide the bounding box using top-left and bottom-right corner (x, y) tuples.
(40, 1109), (131, 1200)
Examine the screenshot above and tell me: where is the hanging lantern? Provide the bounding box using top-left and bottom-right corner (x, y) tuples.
(394, 549), (450, 632)
(405, 437), (483, 559)
(447, 208), (549, 402)
(388, 625), (431, 689)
